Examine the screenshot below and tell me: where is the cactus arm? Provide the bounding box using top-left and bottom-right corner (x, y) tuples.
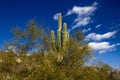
(62, 23), (68, 46)
(51, 30), (55, 43)
(58, 13), (62, 31)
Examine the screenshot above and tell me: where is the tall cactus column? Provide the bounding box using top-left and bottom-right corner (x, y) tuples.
(62, 23), (68, 46)
(57, 13), (62, 49)
(51, 31), (56, 52)
(50, 13), (69, 52)
(58, 13), (62, 31)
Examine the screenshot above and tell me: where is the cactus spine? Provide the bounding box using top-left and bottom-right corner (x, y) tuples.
(51, 13), (69, 52)
(62, 23), (68, 46)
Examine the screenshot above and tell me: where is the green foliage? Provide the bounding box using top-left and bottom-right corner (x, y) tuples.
(10, 19), (44, 53)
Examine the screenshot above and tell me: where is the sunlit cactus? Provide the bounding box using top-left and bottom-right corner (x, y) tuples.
(50, 30), (57, 52)
(51, 13), (69, 53)
(51, 30), (55, 43)
(57, 13), (62, 49)
(62, 23), (68, 46)
(57, 30), (61, 49)
(63, 23), (67, 32)
(58, 13), (62, 31)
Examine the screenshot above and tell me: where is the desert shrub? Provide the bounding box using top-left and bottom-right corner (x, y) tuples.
(0, 19), (119, 80)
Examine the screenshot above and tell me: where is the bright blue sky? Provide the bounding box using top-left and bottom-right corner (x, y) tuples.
(0, 0), (120, 68)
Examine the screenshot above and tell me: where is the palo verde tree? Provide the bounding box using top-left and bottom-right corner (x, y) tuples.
(8, 19), (44, 53)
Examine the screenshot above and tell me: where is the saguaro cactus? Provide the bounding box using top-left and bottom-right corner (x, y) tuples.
(50, 13), (69, 62)
(51, 13), (69, 52)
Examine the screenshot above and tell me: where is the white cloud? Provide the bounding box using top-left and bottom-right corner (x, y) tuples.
(53, 13), (59, 20)
(95, 24), (101, 28)
(88, 42), (115, 51)
(83, 27), (91, 33)
(66, 6), (96, 16)
(66, 2), (98, 30)
(85, 30), (117, 41)
(99, 50), (107, 54)
(72, 17), (91, 30)
(88, 42), (116, 53)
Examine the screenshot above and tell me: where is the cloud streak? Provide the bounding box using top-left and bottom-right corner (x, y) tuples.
(66, 2), (98, 30)
(82, 27), (91, 33)
(95, 24), (101, 28)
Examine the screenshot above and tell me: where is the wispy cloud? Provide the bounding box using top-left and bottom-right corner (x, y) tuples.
(82, 27), (91, 33)
(66, 2), (98, 30)
(95, 24), (101, 28)
(85, 30), (117, 41)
